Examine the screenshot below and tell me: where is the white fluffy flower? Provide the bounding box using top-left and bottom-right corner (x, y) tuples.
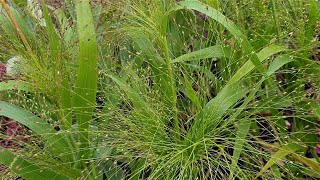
(6, 56), (22, 76)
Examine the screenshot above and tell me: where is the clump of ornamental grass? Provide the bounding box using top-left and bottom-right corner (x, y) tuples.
(97, 0), (320, 179)
(0, 0), (320, 179)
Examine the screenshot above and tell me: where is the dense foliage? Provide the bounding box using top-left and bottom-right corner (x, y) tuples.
(0, 0), (320, 179)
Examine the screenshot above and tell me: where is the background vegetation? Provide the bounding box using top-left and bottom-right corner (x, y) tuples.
(0, 0), (320, 179)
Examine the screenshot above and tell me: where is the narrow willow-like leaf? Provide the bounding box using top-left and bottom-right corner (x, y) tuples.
(172, 0), (270, 83)
(171, 45), (231, 63)
(0, 146), (67, 180)
(0, 101), (72, 162)
(72, 0), (98, 159)
(256, 143), (303, 178)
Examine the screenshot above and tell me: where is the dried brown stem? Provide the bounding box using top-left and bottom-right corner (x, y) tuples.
(0, 0), (32, 52)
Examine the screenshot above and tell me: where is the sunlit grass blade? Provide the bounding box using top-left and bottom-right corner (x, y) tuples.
(228, 45), (287, 85)
(72, 0), (98, 160)
(228, 81), (263, 179)
(171, 45), (231, 64)
(291, 153), (320, 175)
(256, 143), (303, 178)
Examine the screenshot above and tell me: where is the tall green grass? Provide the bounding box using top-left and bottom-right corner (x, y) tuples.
(0, 0), (320, 179)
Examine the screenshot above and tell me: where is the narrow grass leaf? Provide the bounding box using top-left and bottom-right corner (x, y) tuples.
(130, 158), (147, 180)
(229, 119), (251, 180)
(291, 153), (320, 174)
(171, 45), (231, 63)
(185, 44), (286, 142)
(183, 73), (202, 110)
(41, 0), (60, 62)
(228, 45), (287, 85)
(271, 165), (282, 180)
(72, 0), (98, 159)
(256, 143), (303, 178)
(267, 55), (295, 76)
(305, 0), (318, 46)
(184, 81), (248, 143)
(130, 33), (175, 108)
(228, 81), (264, 179)
(102, 161), (125, 180)
(0, 101), (72, 162)
(108, 74), (170, 141)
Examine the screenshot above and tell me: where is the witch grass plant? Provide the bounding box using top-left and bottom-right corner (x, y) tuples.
(0, 0), (320, 179)
(99, 0), (320, 179)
